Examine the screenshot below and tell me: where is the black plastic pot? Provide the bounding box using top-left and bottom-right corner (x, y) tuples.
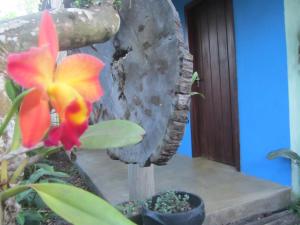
(142, 191), (205, 225)
(116, 201), (143, 225)
(128, 214), (143, 225)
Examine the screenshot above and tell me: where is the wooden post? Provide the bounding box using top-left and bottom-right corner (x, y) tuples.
(51, 0), (63, 8)
(128, 164), (155, 201)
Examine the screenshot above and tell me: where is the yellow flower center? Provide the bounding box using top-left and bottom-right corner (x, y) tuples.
(47, 82), (88, 124)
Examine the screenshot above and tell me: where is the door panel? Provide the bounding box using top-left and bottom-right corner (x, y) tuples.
(186, 0), (240, 168)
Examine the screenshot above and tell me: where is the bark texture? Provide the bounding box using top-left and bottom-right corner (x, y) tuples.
(77, 0), (193, 166)
(0, 5), (120, 53)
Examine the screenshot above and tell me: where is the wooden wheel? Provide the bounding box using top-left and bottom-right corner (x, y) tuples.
(79, 0), (193, 166)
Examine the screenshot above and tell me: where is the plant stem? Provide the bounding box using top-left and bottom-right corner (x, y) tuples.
(0, 185), (29, 202)
(10, 115), (21, 152)
(0, 161), (8, 190)
(0, 185), (29, 225)
(0, 143), (43, 162)
(10, 158), (28, 184)
(0, 89), (32, 136)
(0, 201), (3, 225)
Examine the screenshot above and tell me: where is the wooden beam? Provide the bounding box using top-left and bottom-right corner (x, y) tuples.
(0, 5), (120, 53)
(128, 164), (155, 201)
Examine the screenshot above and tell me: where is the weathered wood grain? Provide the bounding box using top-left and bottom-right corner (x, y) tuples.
(0, 5), (120, 53)
(78, 0), (193, 166)
(128, 164), (155, 201)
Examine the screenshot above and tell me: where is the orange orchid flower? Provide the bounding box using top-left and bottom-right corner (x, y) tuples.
(7, 11), (104, 150)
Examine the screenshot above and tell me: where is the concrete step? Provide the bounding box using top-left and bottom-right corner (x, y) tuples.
(230, 210), (300, 225)
(76, 151), (291, 225)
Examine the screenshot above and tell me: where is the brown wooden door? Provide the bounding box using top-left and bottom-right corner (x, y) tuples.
(186, 0), (240, 169)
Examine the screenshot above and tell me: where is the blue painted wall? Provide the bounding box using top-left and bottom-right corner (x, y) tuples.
(172, 0), (291, 186)
(233, 0), (290, 186)
(173, 0), (193, 157)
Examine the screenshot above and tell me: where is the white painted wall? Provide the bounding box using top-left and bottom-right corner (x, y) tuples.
(284, 0), (300, 198)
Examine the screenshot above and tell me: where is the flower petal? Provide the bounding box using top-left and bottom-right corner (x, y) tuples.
(47, 83), (81, 120)
(54, 54), (104, 102)
(7, 46), (54, 90)
(65, 98), (91, 125)
(45, 100), (90, 150)
(44, 126), (62, 147)
(61, 121), (88, 150)
(39, 11), (58, 62)
(20, 89), (50, 148)
(45, 121), (88, 150)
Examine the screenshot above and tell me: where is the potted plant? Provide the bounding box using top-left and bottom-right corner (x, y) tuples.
(142, 191), (205, 225)
(116, 200), (144, 225)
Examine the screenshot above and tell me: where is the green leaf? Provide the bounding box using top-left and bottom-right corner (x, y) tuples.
(0, 185), (30, 202)
(10, 116), (22, 151)
(35, 163), (55, 172)
(5, 79), (20, 101)
(191, 72), (199, 84)
(267, 149), (300, 164)
(0, 89), (33, 136)
(16, 189), (35, 203)
(31, 183), (135, 225)
(25, 168), (69, 184)
(16, 210), (25, 225)
(30, 146), (62, 157)
(39, 178), (67, 184)
(10, 158), (28, 184)
(1, 160), (8, 190)
(21, 210), (43, 225)
(80, 120), (145, 150)
(190, 92), (205, 98)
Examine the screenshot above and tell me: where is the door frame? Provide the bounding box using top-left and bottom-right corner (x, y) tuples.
(185, 0), (241, 171)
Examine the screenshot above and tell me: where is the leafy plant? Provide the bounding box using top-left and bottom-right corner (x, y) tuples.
(72, 0), (122, 9)
(5, 79), (22, 102)
(1, 183), (135, 225)
(190, 72), (205, 99)
(16, 209), (44, 225)
(289, 199), (300, 217)
(191, 71), (199, 84)
(145, 191), (192, 214)
(16, 163), (68, 225)
(17, 163), (68, 202)
(113, 0), (122, 8)
(0, 10), (145, 225)
(74, 0), (94, 7)
(267, 148), (300, 165)
(116, 200), (143, 217)
(268, 149), (300, 217)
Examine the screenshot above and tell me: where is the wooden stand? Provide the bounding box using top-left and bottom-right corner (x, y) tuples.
(128, 164), (155, 201)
